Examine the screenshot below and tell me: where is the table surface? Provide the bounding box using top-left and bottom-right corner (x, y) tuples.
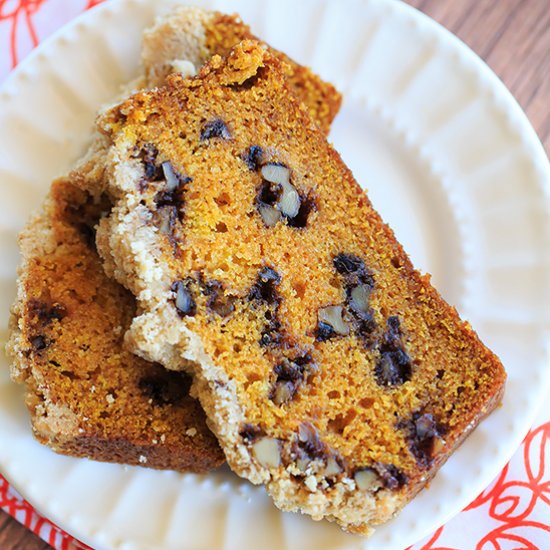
(0, 0), (548, 548)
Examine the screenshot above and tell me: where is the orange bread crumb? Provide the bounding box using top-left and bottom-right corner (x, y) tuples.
(6, 179), (224, 472)
(142, 7), (341, 134)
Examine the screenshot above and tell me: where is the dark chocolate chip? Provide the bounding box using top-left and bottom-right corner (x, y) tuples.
(200, 118), (231, 141)
(387, 315), (401, 335)
(293, 354), (314, 367)
(375, 463), (408, 489)
(244, 145), (264, 171)
(202, 279), (222, 298)
(259, 334), (273, 346)
(248, 267), (281, 304)
(355, 463), (407, 492)
(239, 423), (264, 443)
(155, 190), (182, 212)
(27, 300), (66, 346)
(154, 171), (192, 214)
(296, 422), (329, 461)
(138, 371), (192, 406)
(274, 356), (310, 382)
(374, 316), (412, 386)
(144, 162), (162, 181)
(171, 280), (196, 317)
(398, 412), (444, 468)
(260, 316), (282, 346)
(28, 299), (66, 325)
(248, 267), (284, 345)
(30, 335), (48, 352)
(380, 317), (404, 354)
(259, 267), (281, 284)
(48, 304), (66, 321)
(270, 355), (313, 405)
(333, 253), (365, 275)
(333, 253), (375, 288)
(287, 193), (315, 228)
(330, 257), (377, 344)
(256, 164), (309, 227)
(315, 321), (337, 342)
(139, 144), (164, 181)
(375, 348), (411, 386)
(354, 311), (377, 339)
(258, 180), (282, 206)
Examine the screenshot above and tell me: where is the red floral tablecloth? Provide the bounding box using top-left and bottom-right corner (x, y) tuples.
(0, 1), (548, 549)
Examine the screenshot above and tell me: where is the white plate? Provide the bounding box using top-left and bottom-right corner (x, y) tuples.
(1, 1), (549, 549)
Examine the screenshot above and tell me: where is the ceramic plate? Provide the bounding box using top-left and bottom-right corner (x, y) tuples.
(0, 0), (549, 549)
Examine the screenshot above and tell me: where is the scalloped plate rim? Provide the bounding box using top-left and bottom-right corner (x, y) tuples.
(0, 0), (549, 549)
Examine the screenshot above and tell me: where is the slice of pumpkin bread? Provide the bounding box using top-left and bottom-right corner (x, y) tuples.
(6, 179), (224, 471)
(141, 6), (341, 134)
(80, 41), (506, 534)
(76, 6), (341, 204)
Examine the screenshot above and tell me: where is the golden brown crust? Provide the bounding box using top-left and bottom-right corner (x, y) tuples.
(6, 179), (224, 472)
(82, 40), (505, 534)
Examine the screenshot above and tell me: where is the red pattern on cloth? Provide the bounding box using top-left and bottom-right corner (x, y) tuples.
(0, 0), (46, 68)
(0, 1), (548, 548)
(0, 474), (92, 549)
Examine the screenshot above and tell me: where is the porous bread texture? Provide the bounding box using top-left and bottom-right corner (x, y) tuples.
(6, 179), (224, 471)
(76, 5), (341, 195)
(80, 41), (506, 534)
(74, 6), (341, 203)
